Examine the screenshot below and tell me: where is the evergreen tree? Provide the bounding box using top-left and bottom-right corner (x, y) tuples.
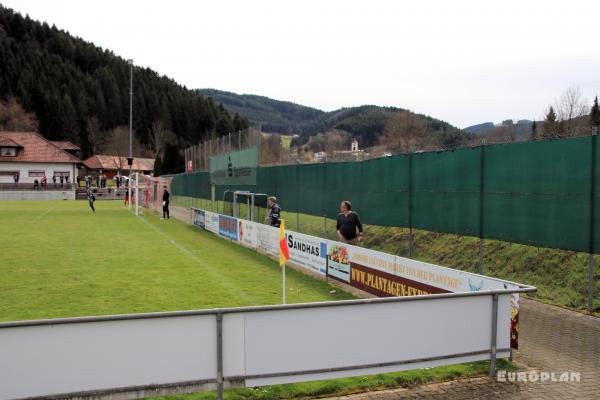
(531, 120), (537, 140)
(542, 106), (558, 138)
(591, 96), (600, 134)
(160, 143), (183, 175)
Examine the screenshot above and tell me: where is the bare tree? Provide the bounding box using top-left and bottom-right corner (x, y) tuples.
(555, 86), (589, 135)
(379, 111), (427, 153)
(150, 120), (175, 158)
(305, 129), (351, 153)
(259, 134), (281, 165)
(102, 126), (152, 172)
(87, 117), (104, 155)
(0, 98), (38, 132)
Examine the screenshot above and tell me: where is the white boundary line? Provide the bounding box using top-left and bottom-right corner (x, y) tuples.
(30, 207), (54, 223)
(136, 213), (256, 303)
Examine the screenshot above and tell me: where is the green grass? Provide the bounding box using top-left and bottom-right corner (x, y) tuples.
(172, 196), (600, 316)
(150, 359), (516, 400)
(0, 200), (354, 322)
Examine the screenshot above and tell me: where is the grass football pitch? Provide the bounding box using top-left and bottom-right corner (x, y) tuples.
(0, 200), (354, 322)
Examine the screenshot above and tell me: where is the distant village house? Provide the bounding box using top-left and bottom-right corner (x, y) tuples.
(0, 132), (80, 185)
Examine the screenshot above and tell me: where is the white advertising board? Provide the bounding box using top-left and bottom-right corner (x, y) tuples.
(204, 211), (219, 234)
(256, 223), (279, 256)
(238, 219), (258, 248)
(285, 231), (327, 275)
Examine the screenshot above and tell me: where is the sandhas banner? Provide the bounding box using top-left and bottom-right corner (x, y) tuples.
(285, 231), (327, 275)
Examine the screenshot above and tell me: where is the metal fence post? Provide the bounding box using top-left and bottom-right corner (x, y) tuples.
(408, 153), (413, 259)
(478, 145), (485, 274)
(489, 293), (498, 376)
(296, 162), (300, 232)
(216, 313), (224, 400)
(323, 215), (327, 238)
(589, 131), (597, 311)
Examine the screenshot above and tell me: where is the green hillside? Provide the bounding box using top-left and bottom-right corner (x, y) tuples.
(200, 89), (470, 149)
(0, 6), (247, 157)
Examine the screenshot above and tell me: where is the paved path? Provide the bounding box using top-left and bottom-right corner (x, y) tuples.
(323, 298), (600, 399)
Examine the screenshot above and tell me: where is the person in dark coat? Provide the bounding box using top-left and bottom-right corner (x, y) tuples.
(87, 189), (96, 212)
(162, 186), (170, 219)
(267, 196), (281, 227)
(336, 200), (364, 245)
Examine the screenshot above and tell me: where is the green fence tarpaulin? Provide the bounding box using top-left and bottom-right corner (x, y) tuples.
(171, 136), (598, 254)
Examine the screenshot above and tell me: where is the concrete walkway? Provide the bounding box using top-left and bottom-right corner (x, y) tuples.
(323, 298), (600, 399)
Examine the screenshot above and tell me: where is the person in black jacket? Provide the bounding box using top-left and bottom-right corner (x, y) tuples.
(336, 200), (364, 244)
(267, 196), (281, 227)
(162, 186), (170, 219)
(87, 189), (96, 212)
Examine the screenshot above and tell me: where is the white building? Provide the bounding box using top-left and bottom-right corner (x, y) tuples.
(0, 132), (81, 185)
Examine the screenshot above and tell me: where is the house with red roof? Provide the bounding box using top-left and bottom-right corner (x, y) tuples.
(0, 132), (81, 186)
(82, 155), (155, 179)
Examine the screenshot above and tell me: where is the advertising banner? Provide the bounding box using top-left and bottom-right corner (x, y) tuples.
(349, 263), (450, 297)
(219, 215), (238, 241)
(510, 293), (519, 349)
(285, 231), (327, 275)
(394, 256), (517, 293)
(326, 243), (351, 282)
(256, 224), (279, 256)
(204, 211), (219, 234)
(238, 219), (258, 249)
(210, 145), (259, 186)
(189, 207), (522, 350)
(192, 209), (205, 229)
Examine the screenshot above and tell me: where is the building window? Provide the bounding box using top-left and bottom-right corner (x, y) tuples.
(28, 170), (45, 177)
(0, 171), (18, 176)
(0, 147), (17, 156)
(54, 171), (70, 178)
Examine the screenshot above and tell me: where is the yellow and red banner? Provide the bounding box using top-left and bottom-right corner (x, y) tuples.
(279, 219), (290, 266)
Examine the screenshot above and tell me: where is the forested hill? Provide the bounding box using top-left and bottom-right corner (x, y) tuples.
(200, 89), (324, 134)
(0, 6), (247, 158)
(200, 89), (468, 148)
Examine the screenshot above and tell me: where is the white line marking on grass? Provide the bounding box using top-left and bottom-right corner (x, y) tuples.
(137, 214), (255, 303)
(30, 207), (54, 223)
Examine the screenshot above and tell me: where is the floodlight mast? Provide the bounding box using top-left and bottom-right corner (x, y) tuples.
(127, 59), (133, 211)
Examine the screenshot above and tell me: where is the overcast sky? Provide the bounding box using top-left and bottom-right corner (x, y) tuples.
(3, 0), (599, 128)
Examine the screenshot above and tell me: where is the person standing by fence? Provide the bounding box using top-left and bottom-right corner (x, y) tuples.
(162, 186), (170, 219)
(13, 173), (19, 185)
(336, 200), (364, 245)
(267, 196), (281, 227)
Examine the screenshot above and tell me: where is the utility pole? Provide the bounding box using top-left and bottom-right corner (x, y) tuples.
(127, 59), (134, 210)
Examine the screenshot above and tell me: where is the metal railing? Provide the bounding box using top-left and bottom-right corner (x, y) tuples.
(0, 183), (73, 191)
(0, 285), (535, 400)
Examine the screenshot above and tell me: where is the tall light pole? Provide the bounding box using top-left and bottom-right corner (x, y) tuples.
(127, 59), (133, 210)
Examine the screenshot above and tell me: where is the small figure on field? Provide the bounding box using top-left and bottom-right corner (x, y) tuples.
(87, 189), (96, 212)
